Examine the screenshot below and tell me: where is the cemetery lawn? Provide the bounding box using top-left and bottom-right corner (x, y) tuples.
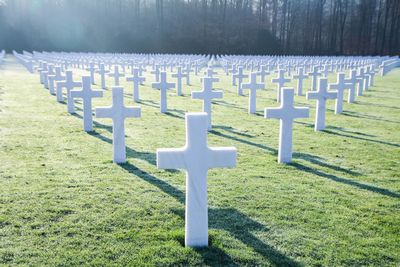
(1, 55), (400, 267)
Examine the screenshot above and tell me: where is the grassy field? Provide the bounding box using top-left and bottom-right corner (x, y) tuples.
(0, 55), (399, 266)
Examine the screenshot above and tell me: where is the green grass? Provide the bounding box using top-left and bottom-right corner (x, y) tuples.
(0, 55), (399, 266)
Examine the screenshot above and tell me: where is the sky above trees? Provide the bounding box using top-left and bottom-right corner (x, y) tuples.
(0, 0), (399, 55)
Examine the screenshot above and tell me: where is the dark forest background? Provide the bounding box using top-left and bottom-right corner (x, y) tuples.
(0, 0), (399, 55)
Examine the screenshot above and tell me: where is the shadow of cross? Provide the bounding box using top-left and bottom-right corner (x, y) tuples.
(118, 162), (300, 266)
(171, 208), (301, 267)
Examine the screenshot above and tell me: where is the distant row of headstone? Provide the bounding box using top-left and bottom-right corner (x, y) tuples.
(11, 50), (400, 248)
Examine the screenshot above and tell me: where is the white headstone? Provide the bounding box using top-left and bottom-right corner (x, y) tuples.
(329, 72), (347, 114)
(96, 63), (109, 89)
(56, 70), (82, 113)
(126, 68), (145, 102)
(271, 69), (290, 102)
(172, 66), (185, 96)
(157, 112), (237, 247)
(264, 88), (309, 163)
(306, 78), (337, 131)
(232, 66), (247, 96)
(152, 71), (176, 113)
(308, 66), (322, 91)
(108, 66), (125, 86)
(95, 87), (141, 163)
(292, 67), (308, 96)
(191, 77), (223, 130)
(241, 72), (264, 114)
(70, 76), (103, 131)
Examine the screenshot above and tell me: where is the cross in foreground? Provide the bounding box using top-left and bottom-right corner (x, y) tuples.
(95, 87), (141, 163)
(157, 112), (237, 247)
(265, 88), (309, 163)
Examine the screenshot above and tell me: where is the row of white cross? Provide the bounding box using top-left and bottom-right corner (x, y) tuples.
(28, 52), (385, 248)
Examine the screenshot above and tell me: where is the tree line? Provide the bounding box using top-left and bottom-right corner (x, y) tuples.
(0, 0), (399, 55)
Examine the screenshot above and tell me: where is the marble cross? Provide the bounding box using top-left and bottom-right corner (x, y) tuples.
(232, 66), (247, 96)
(56, 70), (82, 113)
(152, 71), (176, 113)
(242, 72), (264, 114)
(329, 72), (347, 114)
(126, 68), (145, 102)
(86, 62), (97, 85)
(292, 67), (308, 96)
(308, 66), (322, 91)
(95, 87), (141, 163)
(96, 63), (109, 89)
(264, 88), (309, 163)
(345, 69), (357, 103)
(43, 64), (55, 89)
(70, 76), (103, 132)
(172, 66), (185, 96)
(271, 69), (291, 102)
(157, 112), (236, 247)
(48, 66), (65, 95)
(108, 66), (125, 86)
(307, 78), (337, 131)
(191, 77), (223, 130)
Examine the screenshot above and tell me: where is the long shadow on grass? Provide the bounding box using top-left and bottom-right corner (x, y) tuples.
(322, 129), (400, 148)
(290, 162), (400, 199)
(341, 110), (400, 124)
(356, 101), (400, 110)
(71, 113), (113, 133)
(87, 131), (157, 166)
(210, 129), (361, 176)
(119, 162), (300, 266)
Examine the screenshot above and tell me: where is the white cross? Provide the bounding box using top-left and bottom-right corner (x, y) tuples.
(56, 70), (82, 113)
(96, 63), (109, 89)
(172, 66), (185, 96)
(271, 69), (291, 102)
(257, 65), (269, 84)
(242, 72), (264, 114)
(307, 78), (337, 131)
(86, 62), (97, 85)
(308, 66), (322, 91)
(329, 72), (347, 114)
(95, 87), (141, 163)
(292, 67), (308, 96)
(43, 64), (55, 89)
(151, 66), (161, 83)
(264, 88), (309, 163)
(38, 62), (48, 84)
(345, 69), (357, 103)
(152, 71), (176, 113)
(70, 76), (103, 132)
(126, 68), (145, 102)
(184, 64), (192, 85)
(356, 67), (366, 96)
(156, 112), (236, 247)
(108, 66), (125, 86)
(232, 66), (247, 96)
(191, 77), (223, 130)
(48, 66), (65, 95)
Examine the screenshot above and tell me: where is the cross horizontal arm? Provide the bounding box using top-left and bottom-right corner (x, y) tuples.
(157, 148), (187, 169)
(207, 147), (237, 169)
(95, 106), (114, 119)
